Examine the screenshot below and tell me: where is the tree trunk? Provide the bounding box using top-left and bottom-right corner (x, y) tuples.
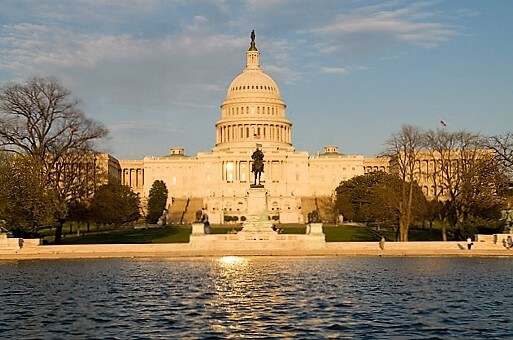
(400, 219), (409, 242)
(54, 220), (64, 244)
(401, 182), (414, 242)
(442, 225), (447, 241)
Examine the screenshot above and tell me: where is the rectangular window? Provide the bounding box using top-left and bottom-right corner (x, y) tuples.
(240, 162), (247, 182)
(225, 162), (234, 183)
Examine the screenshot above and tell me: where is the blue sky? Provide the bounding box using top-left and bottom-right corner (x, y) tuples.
(1, 0), (512, 159)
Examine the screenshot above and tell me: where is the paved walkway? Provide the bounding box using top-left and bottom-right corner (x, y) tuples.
(1, 240), (512, 260)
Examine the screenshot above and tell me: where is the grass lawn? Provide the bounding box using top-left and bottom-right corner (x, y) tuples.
(408, 227), (443, 241)
(50, 223), (445, 244)
(323, 225), (383, 242)
(57, 226), (191, 245)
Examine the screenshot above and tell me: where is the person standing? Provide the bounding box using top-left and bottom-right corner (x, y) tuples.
(467, 237), (473, 250)
(379, 236), (386, 250)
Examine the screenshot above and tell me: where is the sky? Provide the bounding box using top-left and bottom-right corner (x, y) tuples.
(1, 0), (512, 160)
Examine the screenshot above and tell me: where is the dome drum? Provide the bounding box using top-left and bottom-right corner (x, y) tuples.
(216, 120), (292, 146)
(221, 104), (287, 119)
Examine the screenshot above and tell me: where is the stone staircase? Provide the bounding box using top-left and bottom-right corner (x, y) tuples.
(167, 198), (188, 224)
(182, 198), (204, 224)
(301, 197), (318, 222)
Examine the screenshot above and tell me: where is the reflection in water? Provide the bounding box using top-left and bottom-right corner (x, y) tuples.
(218, 255), (248, 267)
(1, 257), (513, 338)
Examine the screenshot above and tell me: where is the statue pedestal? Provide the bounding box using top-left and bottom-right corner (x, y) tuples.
(306, 223), (324, 235)
(245, 187), (267, 218)
(239, 187), (275, 234)
(191, 222), (205, 235)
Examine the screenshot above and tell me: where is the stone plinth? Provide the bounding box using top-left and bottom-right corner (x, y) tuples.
(1, 237), (42, 249)
(476, 233), (513, 246)
(191, 222), (205, 236)
(306, 223), (324, 236)
(245, 187), (269, 220)
(239, 220), (274, 234)
(239, 187), (276, 234)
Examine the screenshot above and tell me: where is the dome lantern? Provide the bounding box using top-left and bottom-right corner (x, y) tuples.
(246, 30), (260, 71)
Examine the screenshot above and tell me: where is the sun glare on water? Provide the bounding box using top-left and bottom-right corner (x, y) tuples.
(218, 256), (248, 266)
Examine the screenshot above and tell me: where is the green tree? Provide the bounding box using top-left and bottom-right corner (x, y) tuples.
(336, 172), (427, 240)
(67, 199), (92, 232)
(424, 199), (443, 229)
(0, 77), (108, 243)
(146, 180), (168, 224)
(89, 184), (140, 226)
(336, 173), (386, 222)
(0, 153), (56, 234)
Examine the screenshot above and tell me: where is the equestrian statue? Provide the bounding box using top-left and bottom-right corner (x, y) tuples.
(251, 147), (264, 187)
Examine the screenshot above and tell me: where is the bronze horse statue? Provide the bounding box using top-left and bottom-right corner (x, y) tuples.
(251, 147), (264, 186)
(252, 161), (264, 186)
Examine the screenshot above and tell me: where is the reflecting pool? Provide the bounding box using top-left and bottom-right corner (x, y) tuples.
(1, 257), (512, 338)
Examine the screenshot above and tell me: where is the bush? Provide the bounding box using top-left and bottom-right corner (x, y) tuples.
(308, 210), (321, 223)
(195, 210), (203, 222)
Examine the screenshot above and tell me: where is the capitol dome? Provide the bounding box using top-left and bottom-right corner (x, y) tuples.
(225, 68), (283, 103)
(215, 31), (292, 150)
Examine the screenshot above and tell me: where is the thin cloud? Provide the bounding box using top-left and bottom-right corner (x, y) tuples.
(308, 1), (460, 52)
(320, 65), (368, 76)
(245, 0), (293, 9)
(264, 64), (301, 84)
(0, 22), (247, 108)
(320, 67), (349, 75)
(110, 120), (179, 133)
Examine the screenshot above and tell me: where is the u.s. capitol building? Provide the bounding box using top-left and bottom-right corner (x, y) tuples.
(120, 33), (388, 224)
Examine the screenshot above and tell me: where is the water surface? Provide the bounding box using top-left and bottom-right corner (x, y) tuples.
(1, 257), (512, 339)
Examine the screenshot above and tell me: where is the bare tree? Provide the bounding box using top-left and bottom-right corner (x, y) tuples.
(424, 129), (501, 239)
(0, 77), (108, 243)
(486, 132), (513, 179)
(383, 124), (425, 241)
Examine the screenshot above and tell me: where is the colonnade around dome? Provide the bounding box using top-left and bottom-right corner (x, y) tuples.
(217, 123), (291, 145)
